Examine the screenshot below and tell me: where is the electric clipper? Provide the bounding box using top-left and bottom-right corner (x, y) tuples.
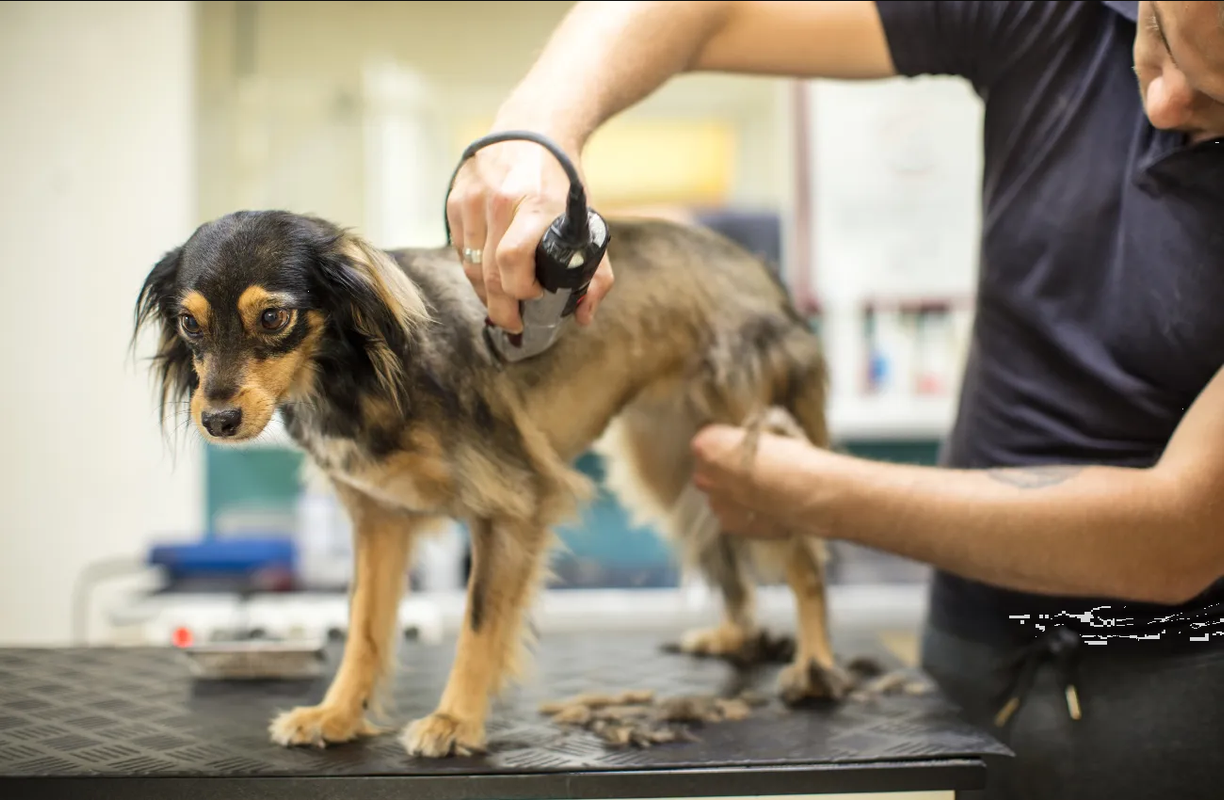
(445, 131), (611, 363)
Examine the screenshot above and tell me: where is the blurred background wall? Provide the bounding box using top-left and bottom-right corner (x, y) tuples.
(0, 1), (203, 645)
(0, 1), (984, 648)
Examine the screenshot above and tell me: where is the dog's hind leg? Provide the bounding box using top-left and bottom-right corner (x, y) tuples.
(596, 406), (759, 658)
(750, 408), (851, 703)
(661, 476), (761, 657)
(270, 482), (430, 748)
(402, 516), (551, 758)
(746, 535), (851, 703)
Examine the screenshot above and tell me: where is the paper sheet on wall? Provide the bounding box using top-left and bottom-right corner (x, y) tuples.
(805, 76), (985, 306)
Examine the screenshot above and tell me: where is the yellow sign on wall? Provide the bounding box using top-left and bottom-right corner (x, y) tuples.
(455, 118), (737, 210)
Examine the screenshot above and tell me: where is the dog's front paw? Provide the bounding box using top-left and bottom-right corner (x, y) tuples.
(777, 658), (852, 706)
(268, 704), (380, 748)
(401, 712), (486, 758)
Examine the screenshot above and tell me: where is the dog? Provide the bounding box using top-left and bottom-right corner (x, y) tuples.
(133, 209), (849, 758)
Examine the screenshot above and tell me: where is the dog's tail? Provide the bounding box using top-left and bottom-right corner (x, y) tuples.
(676, 306), (832, 583)
(691, 310), (830, 451)
(766, 318), (831, 451)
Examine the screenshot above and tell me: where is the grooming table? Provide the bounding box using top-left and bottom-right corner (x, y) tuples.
(0, 630), (1010, 799)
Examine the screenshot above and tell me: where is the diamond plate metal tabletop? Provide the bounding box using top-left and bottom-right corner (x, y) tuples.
(0, 629), (1010, 799)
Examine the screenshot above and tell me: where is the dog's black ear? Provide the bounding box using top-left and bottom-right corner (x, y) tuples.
(133, 246), (196, 426)
(312, 230), (431, 409)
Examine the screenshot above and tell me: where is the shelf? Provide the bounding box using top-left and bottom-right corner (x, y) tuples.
(107, 583), (930, 647)
(829, 394), (955, 442)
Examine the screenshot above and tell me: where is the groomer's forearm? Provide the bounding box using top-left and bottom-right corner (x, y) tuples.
(806, 454), (1215, 605)
(493, 1), (736, 150)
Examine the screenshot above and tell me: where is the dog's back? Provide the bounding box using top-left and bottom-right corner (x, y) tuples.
(498, 217), (828, 455)
(383, 212), (827, 461)
(385, 213), (829, 522)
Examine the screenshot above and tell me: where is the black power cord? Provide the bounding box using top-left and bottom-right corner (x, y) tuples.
(444, 129), (591, 250)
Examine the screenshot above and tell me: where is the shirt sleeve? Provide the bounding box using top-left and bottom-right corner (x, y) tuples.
(873, 1), (1082, 93)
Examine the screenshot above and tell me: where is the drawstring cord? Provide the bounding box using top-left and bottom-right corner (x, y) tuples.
(992, 598), (1224, 728)
(994, 625), (1083, 728)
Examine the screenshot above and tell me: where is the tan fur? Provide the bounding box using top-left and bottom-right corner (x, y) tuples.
(338, 237), (432, 329)
(139, 212), (843, 760)
(180, 291), (211, 330)
(270, 484), (443, 747)
(334, 430), (456, 515)
(237, 285), (296, 333)
(402, 516), (553, 757)
(237, 286), (271, 328)
(190, 309), (325, 441)
(339, 236), (432, 419)
(286, 310), (328, 398)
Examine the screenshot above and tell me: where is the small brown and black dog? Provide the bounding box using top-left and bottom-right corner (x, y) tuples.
(133, 209), (848, 758)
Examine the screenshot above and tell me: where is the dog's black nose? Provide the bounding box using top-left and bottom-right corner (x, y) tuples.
(202, 408), (243, 438)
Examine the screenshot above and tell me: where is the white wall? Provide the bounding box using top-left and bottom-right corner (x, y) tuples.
(194, 1), (792, 232)
(0, 1), (204, 645)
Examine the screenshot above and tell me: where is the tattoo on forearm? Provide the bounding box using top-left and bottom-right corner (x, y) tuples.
(985, 465), (1085, 489)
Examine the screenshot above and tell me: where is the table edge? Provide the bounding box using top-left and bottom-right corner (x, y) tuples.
(0, 756), (988, 800)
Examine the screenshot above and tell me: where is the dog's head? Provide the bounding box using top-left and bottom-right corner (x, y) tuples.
(133, 210), (429, 444)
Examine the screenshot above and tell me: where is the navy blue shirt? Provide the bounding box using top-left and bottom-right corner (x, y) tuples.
(873, 0), (1224, 645)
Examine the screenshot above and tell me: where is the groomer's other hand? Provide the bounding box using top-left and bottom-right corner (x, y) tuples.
(691, 424), (830, 540)
(445, 134), (614, 333)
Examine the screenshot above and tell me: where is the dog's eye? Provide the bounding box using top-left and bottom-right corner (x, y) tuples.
(180, 314), (201, 336)
(260, 308), (290, 332)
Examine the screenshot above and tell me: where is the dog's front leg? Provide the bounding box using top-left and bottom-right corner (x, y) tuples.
(269, 484), (424, 748)
(402, 517), (548, 758)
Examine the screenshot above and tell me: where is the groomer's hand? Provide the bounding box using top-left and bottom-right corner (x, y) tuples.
(692, 424), (831, 540)
(445, 133), (614, 333)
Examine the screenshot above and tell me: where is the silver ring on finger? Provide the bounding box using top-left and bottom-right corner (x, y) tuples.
(463, 247), (483, 265)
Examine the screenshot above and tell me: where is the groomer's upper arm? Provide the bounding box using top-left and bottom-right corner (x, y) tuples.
(693, 1), (1066, 90)
(693, 1), (897, 79)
